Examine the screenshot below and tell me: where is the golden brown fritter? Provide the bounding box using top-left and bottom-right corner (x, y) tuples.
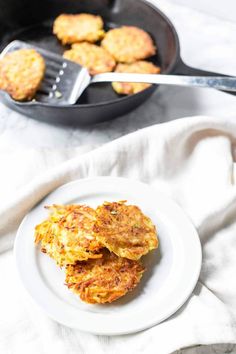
(112, 60), (161, 95)
(94, 201), (158, 260)
(0, 49), (45, 101)
(53, 13), (105, 45)
(63, 42), (116, 75)
(34, 204), (102, 266)
(101, 26), (156, 63)
(65, 249), (145, 303)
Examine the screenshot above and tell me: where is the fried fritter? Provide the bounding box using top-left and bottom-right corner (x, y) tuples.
(53, 13), (105, 45)
(65, 249), (145, 303)
(112, 61), (161, 95)
(94, 201), (158, 260)
(101, 26), (156, 63)
(63, 42), (116, 75)
(0, 49), (45, 101)
(35, 204), (102, 266)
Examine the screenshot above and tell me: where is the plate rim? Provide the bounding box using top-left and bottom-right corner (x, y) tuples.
(14, 176), (202, 335)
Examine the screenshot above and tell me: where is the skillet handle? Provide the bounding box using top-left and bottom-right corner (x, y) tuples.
(173, 58), (236, 96)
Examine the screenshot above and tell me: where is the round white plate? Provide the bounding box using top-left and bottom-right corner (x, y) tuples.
(14, 177), (202, 335)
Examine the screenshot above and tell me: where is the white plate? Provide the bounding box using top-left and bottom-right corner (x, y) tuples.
(14, 177), (202, 335)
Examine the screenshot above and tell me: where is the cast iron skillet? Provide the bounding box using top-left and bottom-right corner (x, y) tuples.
(0, 0), (233, 125)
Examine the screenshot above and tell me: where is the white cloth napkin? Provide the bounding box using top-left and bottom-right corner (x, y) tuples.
(1, 116), (236, 354)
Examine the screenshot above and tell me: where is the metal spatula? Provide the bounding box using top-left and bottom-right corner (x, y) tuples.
(2, 40), (236, 105)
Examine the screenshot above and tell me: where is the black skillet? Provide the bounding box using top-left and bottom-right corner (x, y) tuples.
(0, 0), (233, 125)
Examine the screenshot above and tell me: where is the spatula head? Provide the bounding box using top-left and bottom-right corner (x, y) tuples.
(0, 40), (91, 104)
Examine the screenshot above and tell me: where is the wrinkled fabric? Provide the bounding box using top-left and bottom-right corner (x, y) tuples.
(0, 116), (236, 354)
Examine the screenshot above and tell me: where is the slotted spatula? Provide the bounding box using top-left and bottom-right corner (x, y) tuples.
(1, 40), (236, 105)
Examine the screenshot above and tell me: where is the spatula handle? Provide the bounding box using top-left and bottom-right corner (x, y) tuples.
(92, 73), (236, 92)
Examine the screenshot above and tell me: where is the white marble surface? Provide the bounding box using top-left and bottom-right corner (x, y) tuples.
(1, 1), (236, 353)
(170, 0), (236, 22)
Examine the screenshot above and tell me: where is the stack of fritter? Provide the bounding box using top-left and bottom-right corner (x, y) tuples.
(35, 201), (158, 304)
(53, 13), (161, 95)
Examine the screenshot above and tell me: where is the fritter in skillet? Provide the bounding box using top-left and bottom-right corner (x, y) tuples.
(63, 42), (116, 75)
(101, 26), (156, 63)
(94, 201), (158, 260)
(34, 204), (102, 267)
(112, 60), (161, 95)
(0, 49), (45, 101)
(53, 13), (105, 45)
(65, 249), (145, 304)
